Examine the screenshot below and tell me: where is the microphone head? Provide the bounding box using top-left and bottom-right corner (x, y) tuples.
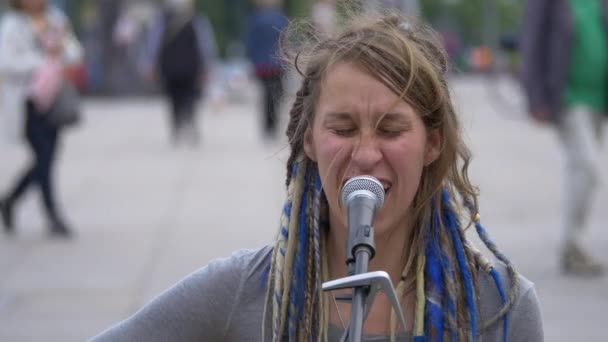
(341, 175), (385, 210)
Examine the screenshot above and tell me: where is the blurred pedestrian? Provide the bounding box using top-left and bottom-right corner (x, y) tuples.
(142, 0), (217, 147)
(245, 0), (288, 140)
(521, 0), (606, 276)
(0, 0), (83, 237)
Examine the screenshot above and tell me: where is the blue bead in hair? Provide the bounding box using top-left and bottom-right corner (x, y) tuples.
(441, 189), (477, 340)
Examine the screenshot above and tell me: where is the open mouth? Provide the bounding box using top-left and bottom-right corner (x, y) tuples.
(340, 177), (392, 199)
(382, 182), (391, 199)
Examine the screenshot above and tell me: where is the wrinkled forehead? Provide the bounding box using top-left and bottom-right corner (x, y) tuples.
(319, 34), (417, 99)
(313, 56), (416, 120)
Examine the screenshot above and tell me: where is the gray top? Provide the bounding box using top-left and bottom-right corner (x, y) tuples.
(90, 246), (543, 341)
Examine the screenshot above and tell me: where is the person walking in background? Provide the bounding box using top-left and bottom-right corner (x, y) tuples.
(0, 0), (83, 237)
(521, 0), (607, 276)
(142, 0), (217, 147)
(246, 0), (288, 140)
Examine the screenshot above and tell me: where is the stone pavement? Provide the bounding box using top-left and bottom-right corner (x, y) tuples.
(0, 77), (606, 341)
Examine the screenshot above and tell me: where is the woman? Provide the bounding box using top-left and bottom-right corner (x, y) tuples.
(0, 0), (82, 237)
(91, 11), (543, 341)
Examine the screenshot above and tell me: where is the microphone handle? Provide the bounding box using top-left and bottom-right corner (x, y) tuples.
(346, 195), (377, 267)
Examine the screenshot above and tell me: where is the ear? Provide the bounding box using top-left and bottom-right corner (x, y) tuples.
(424, 129), (441, 166)
(303, 127), (317, 162)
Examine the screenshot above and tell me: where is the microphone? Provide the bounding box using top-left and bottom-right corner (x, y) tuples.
(341, 175), (385, 267)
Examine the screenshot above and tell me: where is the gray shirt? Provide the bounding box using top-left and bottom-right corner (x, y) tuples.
(90, 246), (543, 341)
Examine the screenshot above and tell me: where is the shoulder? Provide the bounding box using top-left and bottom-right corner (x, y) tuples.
(182, 245), (272, 294)
(90, 247), (273, 342)
(478, 262), (543, 341)
(215, 246), (273, 274)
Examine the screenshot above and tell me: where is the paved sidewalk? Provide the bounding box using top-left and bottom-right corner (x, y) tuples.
(0, 77), (606, 341)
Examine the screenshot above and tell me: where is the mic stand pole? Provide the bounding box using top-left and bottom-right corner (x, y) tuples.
(322, 223), (407, 342)
(348, 240), (373, 342)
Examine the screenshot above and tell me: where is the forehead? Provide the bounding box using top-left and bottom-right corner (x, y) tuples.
(316, 62), (413, 116)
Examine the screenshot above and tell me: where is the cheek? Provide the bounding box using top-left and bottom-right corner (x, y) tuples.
(384, 137), (428, 185)
(314, 133), (352, 200)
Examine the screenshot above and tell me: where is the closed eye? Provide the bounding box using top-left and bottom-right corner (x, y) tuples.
(377, 127), (403, 137)
(332, 128), (357, 137)
(376, 113), (412, 138)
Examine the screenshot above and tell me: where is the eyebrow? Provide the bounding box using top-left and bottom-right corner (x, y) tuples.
(324, 111), (411, 121)
(377, 112), (411, 123)
(324, 112), (353, 121)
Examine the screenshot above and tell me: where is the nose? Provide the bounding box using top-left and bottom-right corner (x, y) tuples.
(350, 134), (382, 173)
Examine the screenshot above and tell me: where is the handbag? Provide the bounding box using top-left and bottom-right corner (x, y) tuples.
(46, 81), (81, 128)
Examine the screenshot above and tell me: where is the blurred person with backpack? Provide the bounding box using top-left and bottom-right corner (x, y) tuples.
(0, 0), (83, 237)
(246, 0), (288, 140)
(521, 0), (607, 276)
(142, 0), (217, 147)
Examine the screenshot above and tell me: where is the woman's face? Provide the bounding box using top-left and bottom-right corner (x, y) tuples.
(304, 62), (441, 236)
(21, 0), (46, 14)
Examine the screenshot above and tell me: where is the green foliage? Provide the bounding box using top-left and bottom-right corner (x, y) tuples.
(420, 0), (522, 46)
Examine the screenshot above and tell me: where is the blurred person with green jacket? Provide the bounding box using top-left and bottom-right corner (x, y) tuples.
(521, 0), (607, 276)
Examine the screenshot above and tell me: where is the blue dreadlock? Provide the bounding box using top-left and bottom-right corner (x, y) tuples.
(424, 197), (445, 341)
(441, 189), (477, 341)
(463, 198), (512, 342)
(288, 165), (310, 336)
(474, 218), (509, 342)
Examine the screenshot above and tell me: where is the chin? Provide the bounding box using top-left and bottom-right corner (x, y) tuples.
(373, 209), (407, 237)
(371, 216), (392, 236)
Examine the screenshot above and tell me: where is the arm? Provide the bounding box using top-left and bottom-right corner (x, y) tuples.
(507, 285), (544, 342)
(89, 255), (243, 342)
(520, 0), (552, 115)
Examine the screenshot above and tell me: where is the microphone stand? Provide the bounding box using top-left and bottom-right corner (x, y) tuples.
(347, 231), (374, 342)
(322, 202), (407, 342)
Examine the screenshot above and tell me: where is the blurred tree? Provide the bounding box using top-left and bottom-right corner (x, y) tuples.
(195, 0), (227, 56)
(420, 0), (521, 46)
(285, 0), (311, 18)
